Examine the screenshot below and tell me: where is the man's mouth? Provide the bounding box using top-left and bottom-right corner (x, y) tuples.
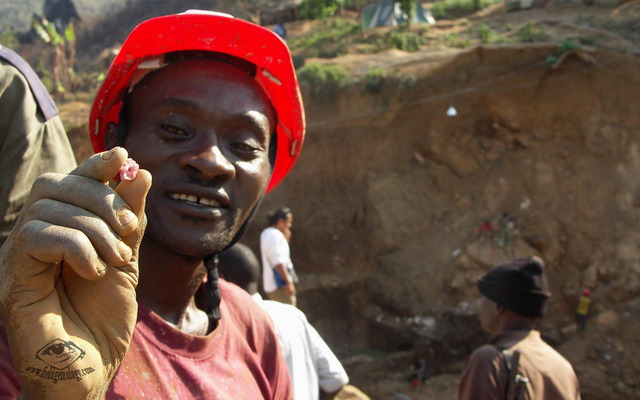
(168, 192), (223, 207)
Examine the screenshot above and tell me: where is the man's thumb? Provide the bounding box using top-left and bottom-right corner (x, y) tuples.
(115, 169), (152, 249)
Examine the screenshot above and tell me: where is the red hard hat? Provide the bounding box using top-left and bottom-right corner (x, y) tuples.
(582, 288), (590, 296)
(89, 10), (305, 192)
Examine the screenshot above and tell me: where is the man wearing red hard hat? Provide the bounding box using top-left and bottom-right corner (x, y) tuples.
(0, 10), (304, 399)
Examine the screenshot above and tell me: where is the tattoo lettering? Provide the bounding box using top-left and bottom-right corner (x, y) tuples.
(25, 339), (95, 383)
(25, 365), (96, 383)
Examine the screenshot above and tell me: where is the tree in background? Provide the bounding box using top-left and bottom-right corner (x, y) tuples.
(397, 0), (415, 25)
(31, 15), (77, 95)
(233, 0), (270, 24)
(300, 0), (345, 19)
(0, 24), (18, 48)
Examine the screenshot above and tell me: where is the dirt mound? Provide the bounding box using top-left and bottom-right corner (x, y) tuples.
(240, 44), (640, 399)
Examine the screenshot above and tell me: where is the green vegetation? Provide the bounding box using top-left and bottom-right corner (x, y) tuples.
(398, 0), (416, 23)
(441, 32), (471, 48)
(476, 23), (511, 44)
(344, 0), (369, 10)
(513, 22), (549, 43)
(430, 0), (501, 20)
(545, 39), (581, 65)
(296, 63), (348, 98)
(31, 16), (78, 94)
(476, 23), (497, 44)
(300, 0), (344, 19)
(362, 67), (386, 93)
(290, 17), (432, 67)
(386, 29), (426, 51)
(0, 23), (17, 48)
(361, 67), (417, 93)
(557, 38), (579, 53)
(289, 17), (359, 61)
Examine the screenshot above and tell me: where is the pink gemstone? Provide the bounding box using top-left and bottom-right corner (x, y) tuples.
(119, 158), (139, 181)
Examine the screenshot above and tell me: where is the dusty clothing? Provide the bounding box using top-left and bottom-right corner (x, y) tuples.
(459, 329), (580, 400)
(0, 280), (293, 399)
(0, 51), (76, 243)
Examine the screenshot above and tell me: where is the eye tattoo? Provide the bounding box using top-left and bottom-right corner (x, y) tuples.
(24, 339), (96, 383)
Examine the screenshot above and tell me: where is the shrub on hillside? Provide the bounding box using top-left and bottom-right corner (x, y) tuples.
(431, 0), (501, 19)
(300, 0), (344, 19)
(290, 18), (359, 50)
(0, 23), (17, 48)
(297, 63), (348, 98)
(387, 29), (425, 51)
(514, 22), (549, 42)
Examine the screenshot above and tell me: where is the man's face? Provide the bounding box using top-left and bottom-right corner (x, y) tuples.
(123, 59), (275, 257)
(276, 213), (293, 234)
(476, 296), (500, 334)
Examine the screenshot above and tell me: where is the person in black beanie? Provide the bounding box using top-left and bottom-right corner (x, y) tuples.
(459, 256), (581, 400)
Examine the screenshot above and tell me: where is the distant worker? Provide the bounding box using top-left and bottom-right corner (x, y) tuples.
(274, 22), (287, 41)
(497, 212), (515, 249)
(218, 243), (350, 400)
(0, 46), (76, 246)
(408, 355), (429, 388)
(576, 288), (591, 333)
(459, 256), (581, 400)
(261, 207), (299, 306)
(43, 0), (80, 33)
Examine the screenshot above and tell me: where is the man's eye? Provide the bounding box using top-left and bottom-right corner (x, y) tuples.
(162, 125), (188, 136)
(232, 142), (259, 152)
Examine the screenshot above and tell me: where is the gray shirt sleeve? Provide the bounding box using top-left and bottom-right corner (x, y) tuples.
(0, 61), (77, 242)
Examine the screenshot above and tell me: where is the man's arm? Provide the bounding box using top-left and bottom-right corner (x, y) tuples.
(306, 317), (348, 395)
(0, 148), (151, 399)
(0, 61), (77, 244)
(458, 346), (503, 400)
(274, 263), (296, 296)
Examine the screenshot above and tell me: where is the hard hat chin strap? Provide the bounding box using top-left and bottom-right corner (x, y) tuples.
(202, 193), (266, 322)
(204, 256), (222, 321)
(201, 133), (275, 322)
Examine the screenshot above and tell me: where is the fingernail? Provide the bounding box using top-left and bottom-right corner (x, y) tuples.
(117, 241), (132, 261)
(97, 265), (107, 277)
(101, 149), (116, 161)
(118, 207), (136, 227)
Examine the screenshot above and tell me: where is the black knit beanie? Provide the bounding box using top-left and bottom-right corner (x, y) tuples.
(477, 256), (551, 318)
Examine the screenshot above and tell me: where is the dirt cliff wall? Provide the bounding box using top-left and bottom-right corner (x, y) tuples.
(242, 45), (640, 398)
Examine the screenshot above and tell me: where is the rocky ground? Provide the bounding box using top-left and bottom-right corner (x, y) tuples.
(54, 1), (640, 398)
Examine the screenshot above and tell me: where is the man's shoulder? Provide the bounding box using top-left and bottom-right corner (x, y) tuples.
(259, 299), (307, 325)
(260, 226), (280, 240)
(469, 344), (502, 363)
(525, 331), (575, 368)
(220, 280), (274, 328)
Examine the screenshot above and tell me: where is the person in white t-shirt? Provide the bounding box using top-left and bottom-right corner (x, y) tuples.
(218, 243), (350, 400)
(260, 207), (298, 306)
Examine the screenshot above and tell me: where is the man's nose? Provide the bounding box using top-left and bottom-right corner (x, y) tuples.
(178, 141), (236, 181)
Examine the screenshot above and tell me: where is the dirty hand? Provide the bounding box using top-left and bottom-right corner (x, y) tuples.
(0, 147), (151, 399)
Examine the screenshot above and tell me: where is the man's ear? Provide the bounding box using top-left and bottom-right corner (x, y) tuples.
(105, 122), (120, 150)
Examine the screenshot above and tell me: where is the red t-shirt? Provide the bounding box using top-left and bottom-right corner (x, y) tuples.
(0, 280), (293, 399)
